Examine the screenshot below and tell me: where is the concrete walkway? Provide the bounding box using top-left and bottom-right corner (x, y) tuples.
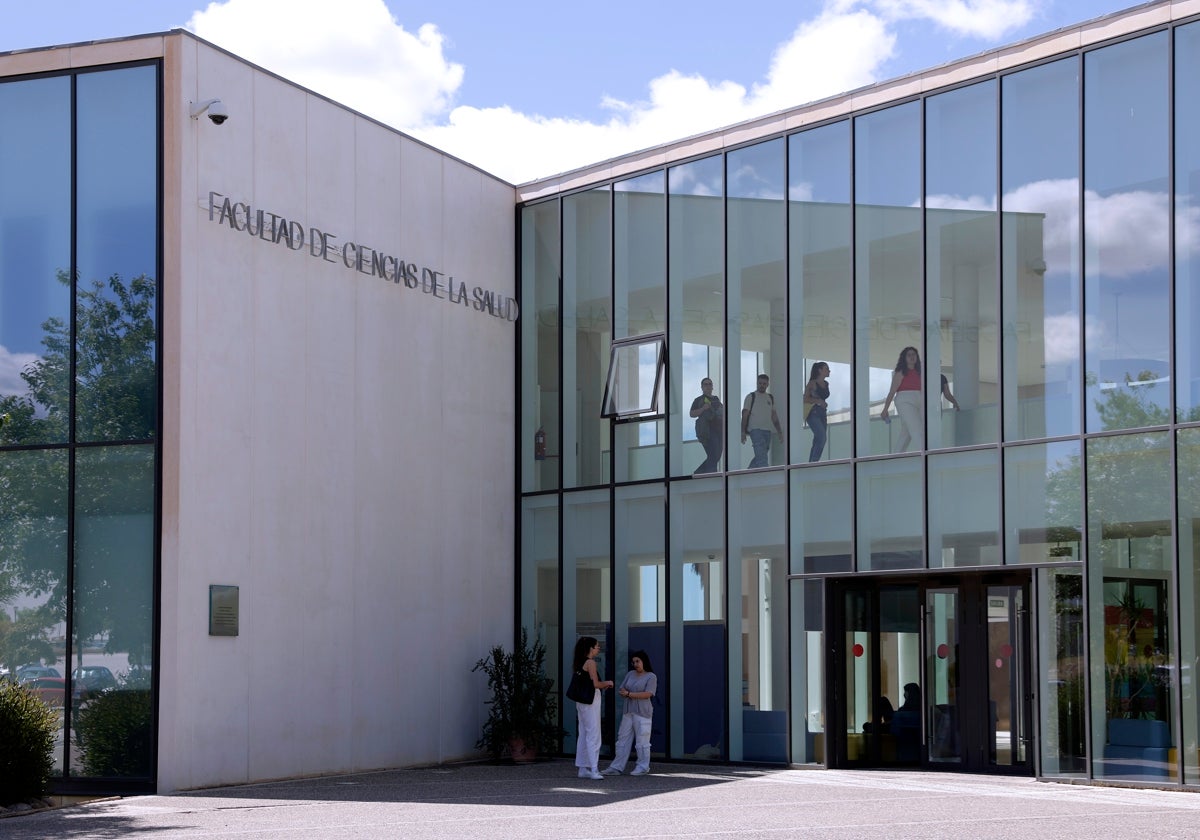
(4, 760), (1200, 839)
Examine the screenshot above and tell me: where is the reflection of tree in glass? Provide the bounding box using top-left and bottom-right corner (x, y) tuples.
(0, 270), (155, 675)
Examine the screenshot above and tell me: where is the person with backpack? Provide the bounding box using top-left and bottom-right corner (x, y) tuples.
(740, 373), (784, 468)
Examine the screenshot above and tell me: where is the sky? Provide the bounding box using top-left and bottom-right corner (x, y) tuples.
(2, 0), (1142, 183)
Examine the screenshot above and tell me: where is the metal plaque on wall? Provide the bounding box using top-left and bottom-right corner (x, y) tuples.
(209, 584), (239, 636)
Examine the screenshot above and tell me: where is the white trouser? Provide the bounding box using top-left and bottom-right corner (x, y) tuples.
(606, 712), (652, 773)
(893, 390), (923, 452)
(574, 691), (601, 771)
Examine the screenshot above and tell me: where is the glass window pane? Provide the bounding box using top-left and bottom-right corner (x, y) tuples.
(1177, 428), (1200, 782)
(669, 156), (725, 477)
(0, 448), (69, 774)
(1002, 57), (1082, 441)
(729, 471), (787, 762)
(75, 67), (159, 443)
(855, 103), (922, 455)
(789, 122), (851, 463)
(856, 456), (923, 571)
(602, 337), (664, 417)
(1004, 440), (1082, 564)
(0, 76), (71, 446)
(562, 489), (611, 753)
(669, 480), (724, 759)
(563, 188), (611, 487)
(614, 171), (664, 339)
(926, 81), (998, 448)
(728, 139), (786, 469)
(1176, 23), (1200, 421)
(520, 202), (561, 492)
(928, 449), (1000, 568)
(1084, 34), (1171, 432)
(1086, 432), (1176, 782)
(1037, 567), (1086, 776)
(789, 577), (826, 764)
(790, 463), (852, 574)
(520, 495), (559, 699)
(71, 444), (155, 777)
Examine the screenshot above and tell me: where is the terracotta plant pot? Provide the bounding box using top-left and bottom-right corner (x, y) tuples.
(508, 737), (537, 764)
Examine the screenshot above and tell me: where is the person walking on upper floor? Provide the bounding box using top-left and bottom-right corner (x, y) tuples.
(741, 373), (784, 468)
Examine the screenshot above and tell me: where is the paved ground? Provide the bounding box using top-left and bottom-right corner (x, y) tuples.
(4, 760), (1200, 839)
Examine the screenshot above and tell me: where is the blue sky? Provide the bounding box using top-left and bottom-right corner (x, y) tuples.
(3, 1), (1138, 182)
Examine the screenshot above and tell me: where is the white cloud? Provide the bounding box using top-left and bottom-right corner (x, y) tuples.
(0, 345), (37, 397)
(872, 0), (1034, 39)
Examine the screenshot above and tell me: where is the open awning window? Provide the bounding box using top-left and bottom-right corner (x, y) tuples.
(601, 333), (665, 419)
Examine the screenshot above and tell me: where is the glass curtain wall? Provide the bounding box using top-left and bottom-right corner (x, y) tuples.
(669, 157), (725, 478)
(855, 102), (922, 457)
(519, 201), (560, 492)
(1178, 22), (1200, 421)
(0, 64), (159, 782)
(788, 122), (851, 463)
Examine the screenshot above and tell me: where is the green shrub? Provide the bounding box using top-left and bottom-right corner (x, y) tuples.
(0, 679), (58, 805)
(76, 689), (152, 777)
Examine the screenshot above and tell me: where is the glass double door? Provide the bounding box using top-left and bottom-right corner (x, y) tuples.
(830, 573), (1031, 773)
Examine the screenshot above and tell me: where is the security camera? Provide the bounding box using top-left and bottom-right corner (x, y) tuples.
(190, 98), (229, 125)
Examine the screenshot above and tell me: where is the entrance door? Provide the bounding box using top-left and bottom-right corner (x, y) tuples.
(830, 573), (1031, 773)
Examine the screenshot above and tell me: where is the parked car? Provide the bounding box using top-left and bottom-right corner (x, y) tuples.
(16, 664), (61, 683)
(71, 665), (118, 701)
(25, 676), (66, 707)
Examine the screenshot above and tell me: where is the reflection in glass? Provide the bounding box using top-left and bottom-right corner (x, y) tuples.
(1086, 432), (1177, 781)
(70, 444), (155, 777)
(1177, 428), (1200, 782)
(520, 201), (561, 492)
(727, 140), (786, 469)
(789, 578), (825, 764)
(563, 188), (612, 487)
(790, 463), (852, 575)
(562, 490), (611, 752)
(1038, 567), (1086, 775)
(0, 449), (69, 773)
(1084, 34), (1171, 432)
(614, 171), (664, 340)
(669, 156), (724, 477)
(669, 481), (724, 759)
(926, 587), (961, 764)
(0, 76), (71, 447)
(520, 496), (559, 706)
(928, 449), (999, 568)
(1002, 58), (1081, 441)
(1004, 440), (1082, 564)
(728, 471), (787, 762)
(925, 81), (998, 448)
(788, 122), (851, 461)
(75, 67), (158, 444)
(856, 457), (923, 571)
(1176, 23), (1200, 421)
(855, 103), (922, 456)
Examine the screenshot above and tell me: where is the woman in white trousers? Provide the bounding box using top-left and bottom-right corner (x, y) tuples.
(571, 636), (612, 780)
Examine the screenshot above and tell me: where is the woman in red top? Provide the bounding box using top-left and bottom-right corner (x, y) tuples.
(881, 346), (923, 452)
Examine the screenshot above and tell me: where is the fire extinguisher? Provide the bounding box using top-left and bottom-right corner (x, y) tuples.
(534, 427), (546, 461)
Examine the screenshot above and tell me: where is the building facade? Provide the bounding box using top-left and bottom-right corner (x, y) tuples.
(517, 1), (1200, 784)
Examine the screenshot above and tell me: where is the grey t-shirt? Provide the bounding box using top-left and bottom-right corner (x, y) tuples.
(618, 670), (657, 717)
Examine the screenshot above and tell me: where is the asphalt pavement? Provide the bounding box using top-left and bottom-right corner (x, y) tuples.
(3, 760), (1200, 839)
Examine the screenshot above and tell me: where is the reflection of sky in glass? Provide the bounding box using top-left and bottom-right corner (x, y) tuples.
(728, 138), (784, 201)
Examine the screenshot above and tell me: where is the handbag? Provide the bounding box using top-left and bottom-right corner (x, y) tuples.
(565, 669), (594, 704)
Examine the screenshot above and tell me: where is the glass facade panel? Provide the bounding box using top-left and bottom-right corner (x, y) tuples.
(855, 102), (922, 456)
(71, 444), (155, 777)
(1084, 34), (1171, 432)
(563, 187), (611, 488)
(790, 577), (825, 764)
(670, 156), (725, 477)
(1178, 428), (1200, 783)
(74, 67), (159, 444)
(669, 480), (724, 759)
(0, 76), (71, 446)
(1037, 566), (1086, 776)
(520, 202), (561, 492)
(1086, 432), (1176, 781)
(728, 471), (787, 761)
(856, 457), (923, 571)
(789, 122), (851, 463)
(925, 81), (998, 449)
(928, 449), (999, 568)
(1177, 23), (1200, 422)
(728, 139), (786, 469)
(614, 171), (665, 340)
(790, 463), (852, 575)
(562, 489), (611, 752)
(1004, 440), (1082, 564)
(1002, 58), (1081, 441)
(520, 495), (559, 704)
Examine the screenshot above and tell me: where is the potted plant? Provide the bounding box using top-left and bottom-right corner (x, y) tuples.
(473, 627), (564, 762)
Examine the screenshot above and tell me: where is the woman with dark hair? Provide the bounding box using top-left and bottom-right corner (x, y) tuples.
(803, 362), (831, 462)
(601, 650), (657, 776)
(881, 346), (923, 452)
(571, 636), (613, 780)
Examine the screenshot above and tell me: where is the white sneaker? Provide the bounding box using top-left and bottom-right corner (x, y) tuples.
(577, 768), (591, 779)
(601, 767), (622, 776)
(584, 770), (603, 780)
(630, 767), (649, 776)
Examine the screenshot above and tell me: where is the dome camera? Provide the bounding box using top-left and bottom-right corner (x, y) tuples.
(190, 98), (229, 126)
